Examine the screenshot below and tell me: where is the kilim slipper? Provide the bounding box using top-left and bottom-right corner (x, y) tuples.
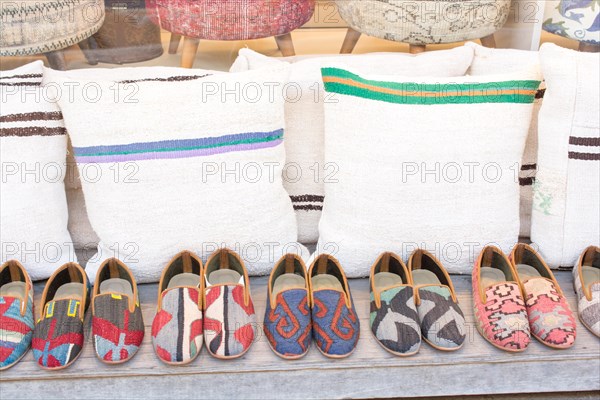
(573, 246), (600, 337)
(203, 249), (256, 359)
(408, 249), (466, 351)
(264, 254), (311, 360)
(92, 258), (144, 364)
(308, 254), (359, 358)
(472, 246), (530, 352)
(152, 251), (203, 365)
(32, 262), (89, 370)
(510, 243), (576, 349)
(0, 260), (34, 370)
(369, 252), (421, 356)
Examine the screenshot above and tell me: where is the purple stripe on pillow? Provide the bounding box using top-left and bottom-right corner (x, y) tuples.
(75, 139), (283, 163)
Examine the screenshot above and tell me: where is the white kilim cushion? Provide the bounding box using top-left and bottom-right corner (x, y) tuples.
(317, 64), (541, 276)
(1, 61), (77, 280)
(531, 43), (600, 267)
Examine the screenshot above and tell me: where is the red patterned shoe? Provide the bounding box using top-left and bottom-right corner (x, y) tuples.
(152, 251), (203, 365)
(473, 246), (530, 352)
(510, 244), (576, 349)
(203, 249), (255, 359)
(92, 258), (145, 364)
(32, 263), (90, 370)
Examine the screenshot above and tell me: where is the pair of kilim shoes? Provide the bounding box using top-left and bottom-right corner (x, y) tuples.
(0, 258), (144, 370)
(473, 244), (577, 352)
(151, 249), (256, 364)
(264, 254), (359, 359)
(369, 250), (466, 356)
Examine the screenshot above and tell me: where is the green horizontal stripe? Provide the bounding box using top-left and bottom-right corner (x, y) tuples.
(324, 82), (537, 105)
(78, 134), (283, 157)
(322, 67), (541, 92)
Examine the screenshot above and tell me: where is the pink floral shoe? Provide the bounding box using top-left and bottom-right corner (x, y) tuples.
(473, 246), (530, 352)
(510, 244), (576, 349)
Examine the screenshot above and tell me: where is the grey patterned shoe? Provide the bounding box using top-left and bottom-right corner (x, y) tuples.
(369, 252), (421, 356)
(408, 249), (466, 351)
(573, 246), (600, 337)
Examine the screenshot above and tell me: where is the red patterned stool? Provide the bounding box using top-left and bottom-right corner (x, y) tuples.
(145, 0), (315, 67)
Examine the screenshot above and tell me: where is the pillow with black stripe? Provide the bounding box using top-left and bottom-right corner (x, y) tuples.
(1, 61), (77, 280)
(531, 43), (600, 267)
(45, 64), (307, 283)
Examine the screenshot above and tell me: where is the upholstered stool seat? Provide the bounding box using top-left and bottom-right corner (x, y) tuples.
(336, 0), (511, 53)
(0, 0), (105, 68)
(146, 0), (315, 67)
(543, 0), (600, 52)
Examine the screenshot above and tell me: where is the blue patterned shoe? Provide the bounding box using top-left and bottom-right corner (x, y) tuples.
(370, 252), (421, 356)
(264, 254), (311, 359)
(408, 249), (466, 351)
(308, 254), (359, 358)
(0, 260), (34, 370)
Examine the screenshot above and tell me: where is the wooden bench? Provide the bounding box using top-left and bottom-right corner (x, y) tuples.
(1, 271), (598, 398)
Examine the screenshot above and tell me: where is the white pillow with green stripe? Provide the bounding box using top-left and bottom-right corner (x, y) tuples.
(317, 66), (541, 276)
(45, 64), (307, 283)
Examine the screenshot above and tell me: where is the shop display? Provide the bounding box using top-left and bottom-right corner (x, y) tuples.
(369, 252), (421, 356)
(543, 0), (600, 52)
(0, 260), (34, 371)
(0, 0), (105, 69)
(152, 251), (203, 365)
(464, 42), (543, 238)
(573, 246), (600, 337)
(510, 243), (576, 348)
(87, 0), (164, 64)
(316, 65), (541, 277)
(472, 246), (531, 352)
(230, 46), (474, 243)
(308, 254), (359, 358)
(531, 43), (600, 268)
(407, 250), (466, 351)
(145, 0), (315, 67)
(92, 258), (145, 364)
(0, 62), (77, 280)
(264, 254), (311, 360)
(32, 262), (89, 369)
(204, 249), (256, 359)
(45, 64), (307, 283)
(335, 0), (510, 54)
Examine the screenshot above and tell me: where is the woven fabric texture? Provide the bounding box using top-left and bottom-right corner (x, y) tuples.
(264, 288), (311, 357)
(417, 286), (466, 350)
(0, 0), (105, 56)
(312, 289), (359, 357)
(0, 294), (34, 369)
(336, 0), (510, 45)
(531, 43), (600, 267)
(543, 0), (600, 44)
(146, 0), (314, 40)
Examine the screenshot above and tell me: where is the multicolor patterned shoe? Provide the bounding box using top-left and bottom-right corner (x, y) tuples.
(264, 254), (311, 359)
(204, 249), (256, 359)
(152, 251), (203, 365)
(92, 258), (144, 364)
(308, 254), (359, 358)
(0, 260), (34, 370)
(572, 246), (600, 338)
(32, 262), (90, 369)
(369, 252), (420, 356)
(408, 250), (466, 351)
(510, 243), (576, 349)
(473, 246), (530, 352)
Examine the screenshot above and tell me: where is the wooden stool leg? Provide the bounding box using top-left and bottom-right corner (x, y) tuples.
(579, 41), (600, 52)
(181, 37), (200, 68)
(78, 37), (99, 65)
(275, 33), (295, 57)
(45, 50), (68, 70)
(409, 44), (426, 54)
(169, 33), (182, 54)
(340, 28), (361, 54)
(480, 34), (496, 48)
